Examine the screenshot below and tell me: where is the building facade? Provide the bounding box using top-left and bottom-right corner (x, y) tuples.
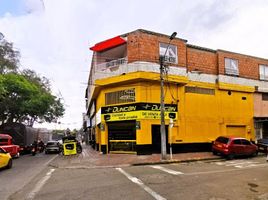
(85, 29), (268, 155)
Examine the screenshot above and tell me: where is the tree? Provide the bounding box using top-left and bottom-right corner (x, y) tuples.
(0, 33), (65, 126)
(0, 32), (20, 74)
(0, 72), (65, 126)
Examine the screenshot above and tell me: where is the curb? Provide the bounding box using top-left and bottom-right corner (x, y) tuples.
(132, 157), (221, 166)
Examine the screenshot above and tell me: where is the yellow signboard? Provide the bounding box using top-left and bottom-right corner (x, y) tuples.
(102, 111), (177, 121)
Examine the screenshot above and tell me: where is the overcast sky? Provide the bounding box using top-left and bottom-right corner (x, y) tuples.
(0, 0), (268, 130)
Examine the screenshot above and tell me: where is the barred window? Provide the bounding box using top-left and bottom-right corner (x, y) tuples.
(105, 88), (135, 105)
(185, 86), (215, 95)
(225, 58), (239, 76)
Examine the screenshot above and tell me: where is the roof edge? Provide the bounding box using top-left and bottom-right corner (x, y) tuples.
(121, 29), (188, 42)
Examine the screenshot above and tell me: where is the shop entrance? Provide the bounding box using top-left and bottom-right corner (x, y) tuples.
(108, 120), (136, 153)
(151, 125), (168, 153)
(263, 122), (268, 138)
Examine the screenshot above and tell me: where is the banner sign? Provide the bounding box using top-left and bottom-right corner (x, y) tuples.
(101, 102), (177, 114)
(103, 111), (177, 121)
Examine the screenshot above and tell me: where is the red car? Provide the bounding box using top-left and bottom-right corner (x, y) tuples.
(212, 136), (258, 159)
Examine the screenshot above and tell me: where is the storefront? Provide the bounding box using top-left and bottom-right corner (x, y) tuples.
(101, 102), (178, 154)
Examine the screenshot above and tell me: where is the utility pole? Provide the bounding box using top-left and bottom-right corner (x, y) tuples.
(160, 32), (177, 160)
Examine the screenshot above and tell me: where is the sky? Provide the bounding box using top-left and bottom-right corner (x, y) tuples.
(0, 0), (268, 130)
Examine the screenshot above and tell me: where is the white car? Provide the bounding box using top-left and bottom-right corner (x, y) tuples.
(45, 141), (61, 154)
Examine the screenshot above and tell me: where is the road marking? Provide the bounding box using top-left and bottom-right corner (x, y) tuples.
(215, 160), (261, 168)
(186, 163), (268, 176)
(45, 154), (58, 166)
(116, 168), (166, 200)
(26, 168), (55, 200)
(150, 165), (184, 175)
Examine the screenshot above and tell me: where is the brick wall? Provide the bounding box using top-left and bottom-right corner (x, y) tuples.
(126, 30), (268, 81)
(218, 50), (268, 80)
(187, 47), (217, 74)
(127, 30), (187, 67)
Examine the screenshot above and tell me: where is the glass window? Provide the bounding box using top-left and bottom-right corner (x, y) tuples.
(215, 136), (229, 144)
(225, 58), (239, 76)
(105, 88), (135, 105)
(159, 43), (178, 64)
(233, 139), (241, 145)
(241, 139), (251, 145)
(0, 148), (5, 153)
(259, 64), (268, 80)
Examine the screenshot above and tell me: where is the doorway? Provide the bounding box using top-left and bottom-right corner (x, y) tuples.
(151, 125), (168, 153)
(107, 120), (136, 153)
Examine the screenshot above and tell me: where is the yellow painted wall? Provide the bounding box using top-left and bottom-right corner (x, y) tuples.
(93, 73), (255, 151)
(180, 85), (254, 143)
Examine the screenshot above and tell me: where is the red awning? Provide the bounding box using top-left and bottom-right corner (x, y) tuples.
(90, 36), (126, 52)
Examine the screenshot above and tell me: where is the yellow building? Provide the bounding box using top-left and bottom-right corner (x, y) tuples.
(85, 29), (265, 155)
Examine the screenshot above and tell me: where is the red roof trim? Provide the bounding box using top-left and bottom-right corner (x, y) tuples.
(90, 36), (126, 52)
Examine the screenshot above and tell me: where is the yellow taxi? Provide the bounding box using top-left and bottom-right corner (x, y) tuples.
(0, 147), (12, 169)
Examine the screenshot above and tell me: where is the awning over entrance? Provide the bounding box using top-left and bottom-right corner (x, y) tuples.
(89, 36), (126, 52)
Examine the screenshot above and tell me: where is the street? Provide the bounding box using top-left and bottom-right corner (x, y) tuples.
(0, 153), (58, 200)
(4, 154), (268, 200)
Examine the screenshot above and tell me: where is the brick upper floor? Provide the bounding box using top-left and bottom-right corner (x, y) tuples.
(89, 29), (268, 81)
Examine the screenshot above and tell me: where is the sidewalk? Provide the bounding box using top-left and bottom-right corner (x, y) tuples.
(50, 145), (220, 169)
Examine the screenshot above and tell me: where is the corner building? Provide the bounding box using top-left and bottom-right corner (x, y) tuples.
(85, 29), (268, 155)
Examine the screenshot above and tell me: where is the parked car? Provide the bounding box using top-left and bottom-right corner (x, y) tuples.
(256, 138), (268, 154)
(0, 147), (12, 169)
(45, 141), (61, 154)
(212, 136), (258, 159)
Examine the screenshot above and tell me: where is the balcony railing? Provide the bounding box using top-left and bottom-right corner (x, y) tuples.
(86, 59), (187, 105)
(96, 57), (127, 71)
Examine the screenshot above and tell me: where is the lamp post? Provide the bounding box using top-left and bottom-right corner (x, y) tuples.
(160, 32), (177, 160)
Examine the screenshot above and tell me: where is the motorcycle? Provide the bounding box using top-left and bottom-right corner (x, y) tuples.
(31, 146), (37, 156)
(31, 142), (38, 156)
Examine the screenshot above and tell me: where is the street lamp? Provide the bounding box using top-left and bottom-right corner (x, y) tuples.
(160, 31), (177, 160)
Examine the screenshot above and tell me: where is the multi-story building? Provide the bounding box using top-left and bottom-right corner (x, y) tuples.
(85, 29), (268, 155)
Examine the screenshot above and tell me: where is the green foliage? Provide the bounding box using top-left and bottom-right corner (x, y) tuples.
(0, 33), (19, 74)
(0, 33), (65, 126)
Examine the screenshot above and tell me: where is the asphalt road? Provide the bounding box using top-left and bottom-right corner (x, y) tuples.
(7, 155), (268, 200)
(0, 153), (58, 200)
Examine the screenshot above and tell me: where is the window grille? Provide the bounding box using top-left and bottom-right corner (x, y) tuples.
(185, 86), (215, 95)
(105, 88), (135, 105)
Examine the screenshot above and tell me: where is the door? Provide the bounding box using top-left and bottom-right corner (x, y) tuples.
(0, 148), (6, 166)
(241, 139), (254, 155)
(151, 125), (168, 153)
(231, 139), (243, 155)
(263, 122), (268, 138)
(108, 121), (136, 152)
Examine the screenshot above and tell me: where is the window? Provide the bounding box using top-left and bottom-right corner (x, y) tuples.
(225, 58), (239, 76)
(262, 93), (268, 101)
(185, 86), (215, 95)
(0, 139), (8, 143)
(259, 64), (268, 80)
(215, 136), (229, 144)
(241, 139), (251, 145)
(105, 88), (135, 105)
(159, 43), (178, 64)
(233, 139), (241, 145)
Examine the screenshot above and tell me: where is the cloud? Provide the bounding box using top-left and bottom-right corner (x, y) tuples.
(0, 0), (268, 130)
